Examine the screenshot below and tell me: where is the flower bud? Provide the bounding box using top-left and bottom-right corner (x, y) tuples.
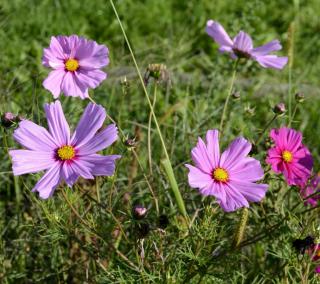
(295, 92), (305, 103)
(1, 112), (21, 128)
(232, 91), (240, 100)
(133, 205), (147, 220)
(273, 103), (286, 115)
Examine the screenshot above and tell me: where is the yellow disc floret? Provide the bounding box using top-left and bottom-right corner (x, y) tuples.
(65, 58), (79, 72)
(282, 150), (293, 163)
(57, 145), (75, 161)
(213, 167), (229, 183)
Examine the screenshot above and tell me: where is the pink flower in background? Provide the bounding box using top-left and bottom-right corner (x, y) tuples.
(206, 20), (288, 69)
(185, 129), (268, 212)
(9, 101), (120, 199)
(300, 174), (320, 207)
(266, 127), (313, 186)
(42, 35), (109, 99)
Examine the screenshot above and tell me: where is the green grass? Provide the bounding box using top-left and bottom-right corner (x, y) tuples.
(1, 0), (320, 283)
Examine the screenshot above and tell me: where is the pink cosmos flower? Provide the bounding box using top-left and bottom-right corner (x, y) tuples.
(185, 129), (268, 212)
(300, 174), (320, 207)
(206, 20), (288, 69)
(266, 127), (313, 187)
(9, 101), (120, 199)
(42, 35), (109, 99)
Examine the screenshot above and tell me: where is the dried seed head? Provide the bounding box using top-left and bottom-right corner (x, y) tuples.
(133, 205), (147, 220)
(244, 104), (255, 116)
(295, 92), (305, 103)
(273, 103), (286, 115)
(124, 137), (137, 148)
(144, 63), (168, 85)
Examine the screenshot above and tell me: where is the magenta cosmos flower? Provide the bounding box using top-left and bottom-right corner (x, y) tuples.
(9, 101), (120, 199)
(206, 20), (288, 69)
(266, 127), (313, 187)
(42, 35), (109, 99)
(300, 174), (320, 207)
(185, 130), (268, 212)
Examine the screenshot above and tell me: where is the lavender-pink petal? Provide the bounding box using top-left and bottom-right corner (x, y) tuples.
(71, 103), (106, 147)
(44, 100), (70, 145)
(77, 124), (118, 155)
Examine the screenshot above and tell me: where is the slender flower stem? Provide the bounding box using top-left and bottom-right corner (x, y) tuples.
(88, 95), (159, 214)
(109, 0), (187, 217)
(219, 59), (239, 133)
(148, 83), (157, 175)
(288, 68), (293, 124)
(255, 114), (278, 146)
(288, 103), (298, 127)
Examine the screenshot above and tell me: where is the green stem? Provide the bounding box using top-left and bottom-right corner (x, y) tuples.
(148, 83), (157, 175)
(219, 59), (239, 133)
(288, 67), (292, 124)
(255, 114), (278, 146)
(288, 103), (298, 127)
(109, 0), (187, 217)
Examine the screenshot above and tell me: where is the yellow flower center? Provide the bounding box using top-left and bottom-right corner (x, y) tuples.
(317, 250), (320, 257)
(282, 150), (293, 163)
(213, 167), (229, 183)
(57, 145), (75, 161)
(65, 58), (79, 72)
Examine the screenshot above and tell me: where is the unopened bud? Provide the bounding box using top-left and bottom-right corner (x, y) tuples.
(295, 92), (305, 103)
(273, 103), (286, 115)
(133, 205), (147, 220)
(1, 112), (21, 128)
(232, 91), (240, 100)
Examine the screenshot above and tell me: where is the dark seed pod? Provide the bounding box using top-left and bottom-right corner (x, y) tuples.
(158, 215), (169, 229)
(292, 236), (314, 254)
(136, 222), (150, 239)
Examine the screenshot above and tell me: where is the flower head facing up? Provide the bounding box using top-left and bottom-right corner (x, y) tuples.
(42, 35), (109, 99)
(9, 101), (120, 199)
(266, 127), (313, 187)
(300, 174), (320, 207)
(206, 20), (288, 69)
(185, 129), (268, 212)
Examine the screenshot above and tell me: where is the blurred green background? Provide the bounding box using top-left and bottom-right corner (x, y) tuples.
(1, 0), (320, 282)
